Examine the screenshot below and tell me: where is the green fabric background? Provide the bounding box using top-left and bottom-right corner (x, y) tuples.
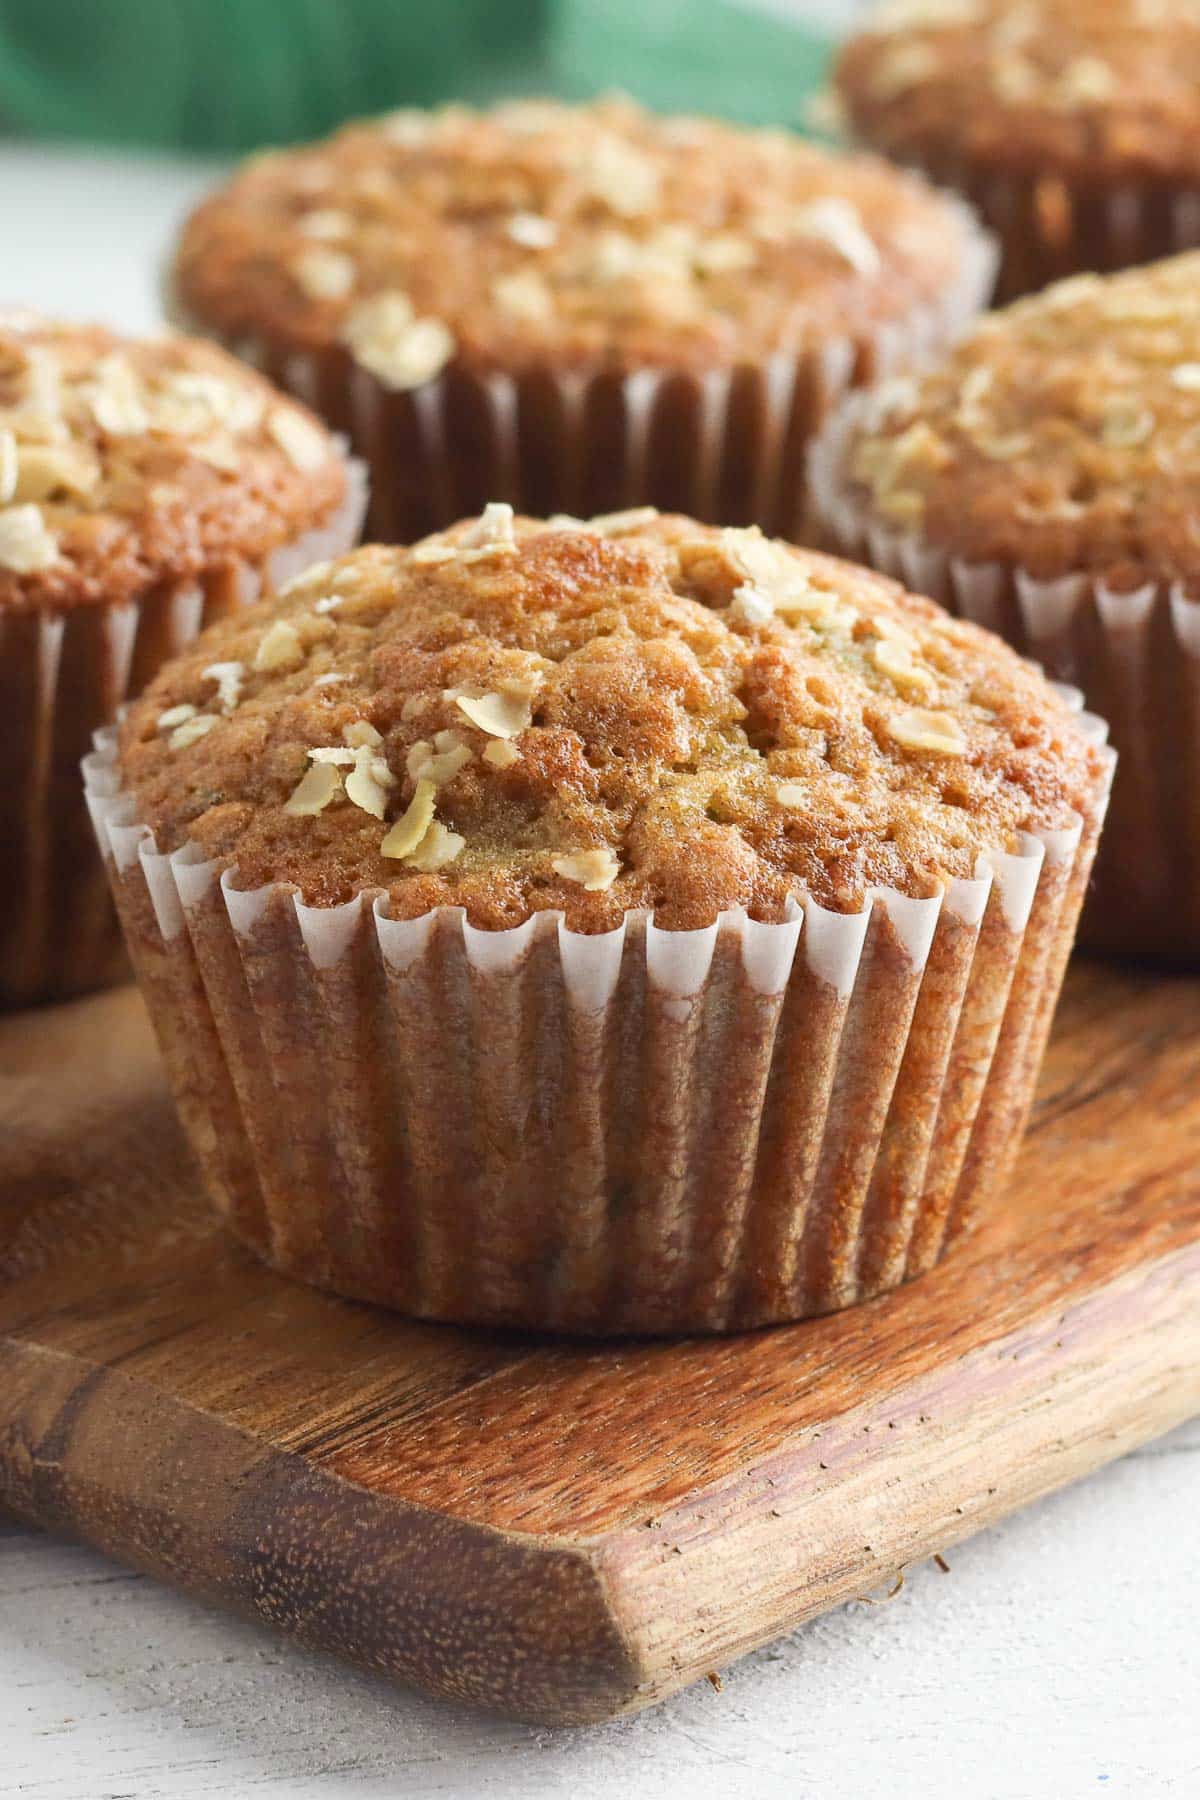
(0, 0), (831, 150)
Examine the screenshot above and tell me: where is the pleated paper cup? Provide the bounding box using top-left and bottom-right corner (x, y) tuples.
(885, 154), (1200, 304)
(83, 712), (1112, 1337)
(168, 204), (995, 545)
(0, 462), (367, 1010)
(811, 397), (1200, 959)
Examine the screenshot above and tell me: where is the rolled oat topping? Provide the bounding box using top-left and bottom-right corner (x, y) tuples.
(0, 315), (347, 610)
(831, 253), (1200, 586)
(839, 0), (1200, 182)
(173, 95), (982, 378)
(118, 505), (1105, 932)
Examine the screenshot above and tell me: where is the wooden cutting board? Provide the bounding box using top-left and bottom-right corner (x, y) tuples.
(1, 963), (1198, 1726)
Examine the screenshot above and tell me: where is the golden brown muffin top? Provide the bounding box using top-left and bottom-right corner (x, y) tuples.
(837, 0), (1200, 182)
(172, 95), (985, 382)
(117, 506), (1107, 932)
(0, 312), (348, 613)
(825, 254), (1200, 588)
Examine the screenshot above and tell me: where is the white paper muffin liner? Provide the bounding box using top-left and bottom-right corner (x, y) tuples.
(0, 460), (367, 1009)
(811, 393), (1200, 958)
(83, 701), (1112, 1336)
(167, 200), (995, 544)
(871, 150), (1200, 302)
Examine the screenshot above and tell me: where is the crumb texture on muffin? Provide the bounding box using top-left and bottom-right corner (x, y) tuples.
(117, 507), (1107, 933)
(828, 255), (1200, 588)
(838, 0), (1200, 182)
(0, 312), (347, 611)
(173, 95), (982, 379)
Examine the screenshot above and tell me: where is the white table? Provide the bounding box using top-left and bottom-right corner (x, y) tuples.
(3, 144), (1200, 1800)
(4, 1422), (1199, 1799)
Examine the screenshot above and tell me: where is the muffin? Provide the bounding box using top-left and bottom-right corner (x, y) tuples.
(168, 95), (995, 544)
(0, 311), (366, 1008)
(85, 505), (1111, 1334)
(836, 0), (1200, 301)
(811, 253), (1200, 959)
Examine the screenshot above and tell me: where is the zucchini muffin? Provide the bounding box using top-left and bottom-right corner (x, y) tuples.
(837, 0), (1200, 301)
(0, 312), (365, 1007)
(811, 253), (1200, 958)
(87, 505), (1111, 1334)
(169, 95), (994, 543)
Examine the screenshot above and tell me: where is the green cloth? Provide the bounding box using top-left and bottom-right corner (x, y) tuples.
(553, 0), (831, 128)
(0, 0), (831, 151)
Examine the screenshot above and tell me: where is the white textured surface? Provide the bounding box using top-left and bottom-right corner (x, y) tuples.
(3, 1420), (1200, 1798)
(1, 145), (223, 334)
(3, 140), (1200, 1800)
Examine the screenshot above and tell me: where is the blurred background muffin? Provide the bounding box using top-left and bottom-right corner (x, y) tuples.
(837, 0), (1200, 301)
(88, 507), (1110, 1332)
(811, 254), (1200, 960)
(169, 95), (993, 543)
(0, 312), (364, 1006)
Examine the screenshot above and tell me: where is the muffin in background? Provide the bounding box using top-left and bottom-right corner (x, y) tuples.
(0, 312), (366, 1008)
(811, 254), (1200, 959)
(169, 95), (994, 544)
(86, 506), (1111, 1335)
(837, 0), (1200, 302)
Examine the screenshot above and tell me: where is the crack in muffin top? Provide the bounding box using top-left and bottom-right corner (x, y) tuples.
(837, 0), (1200, 182)
(117, 506), (1108, 933)
(172, 95), (983, 381)
(0, 313), (348, 612)
(829, 254), (1200, 589)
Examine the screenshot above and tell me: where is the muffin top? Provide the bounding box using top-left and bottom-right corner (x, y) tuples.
(117, 505), (1106, 933)
(172, 95), (986, 382)
(823, 254), (1200, 589)
(837, 0), (1200, 182)
(0, 312), (348, 612)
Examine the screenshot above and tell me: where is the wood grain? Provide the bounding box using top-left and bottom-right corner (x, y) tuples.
(1, 964), (1198, 1723)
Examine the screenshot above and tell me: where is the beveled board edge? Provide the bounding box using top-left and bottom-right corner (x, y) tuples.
(594, 1236), (1200, 1712)
(0, 1337), (640, 1725)
(3, 1233), (1198, 1725)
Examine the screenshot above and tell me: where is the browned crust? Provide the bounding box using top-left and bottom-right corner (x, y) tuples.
(837, 1), (1200, 185)
(171, 96), (983, 377)
(815, 469), (1200, 959)
(821, 254), (1200, 586)
(0, 315), (348, 613)
(114, 511), (1108, 934)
